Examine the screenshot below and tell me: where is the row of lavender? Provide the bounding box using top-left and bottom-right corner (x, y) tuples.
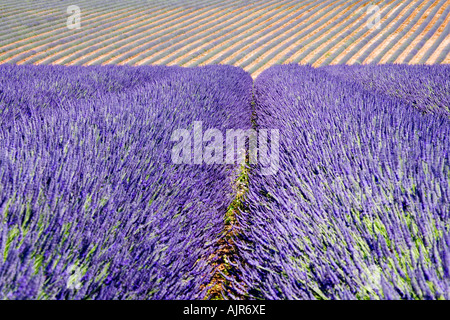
(321, 64), (450, 116)
(0, 64), (253, 299)
(235, 65), (449, 299)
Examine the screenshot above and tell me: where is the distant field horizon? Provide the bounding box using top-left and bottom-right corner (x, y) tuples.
(0, 0), (448, 78)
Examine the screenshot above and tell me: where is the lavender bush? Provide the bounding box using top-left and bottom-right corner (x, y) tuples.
(1, 61), (448, 300)
(321, 64), (450, 115)
(0, 64), (253, 299)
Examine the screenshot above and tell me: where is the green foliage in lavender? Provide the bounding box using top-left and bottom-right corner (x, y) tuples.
(234, 65), (450, 299)
(0, 64), (253, 299)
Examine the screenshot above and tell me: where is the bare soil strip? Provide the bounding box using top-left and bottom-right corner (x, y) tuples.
(310, 0), (395, 67)
(242, 0), (342, 70)
(188, 0), (294, 67)
(299, 3), (373, 65)
(203, 165), (249, 300)
(223, 1), (313, 67)
(80, 2), (244, 66)
(0, 8), (56, 38)
(60, 8), (184, 66)
(444, 50), (450, 63)
(428, 34), (450, 64)
(0, 7), (73, 43)
(84, 7), (214, 66)
(1, 0), (447, 77)
(106, 2), (244, 66)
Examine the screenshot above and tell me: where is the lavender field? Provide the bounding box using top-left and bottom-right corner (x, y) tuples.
(235, 65), (450, 299)
(0, 64), (253, 299)
(1, 0), (448, 77)
(0, 63), (449, 300)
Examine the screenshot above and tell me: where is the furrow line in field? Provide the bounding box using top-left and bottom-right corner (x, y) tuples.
(314, 0), (400, 66)
(427, 25), (450, 64)
(436, 43), (450, 63)
(18, 7), (173, 65)
(332, 0), (406, 65)
(0, 1), (59, 19)
(230, 0), (344, 69)
(186, 0), (313, 67)
(0, 1), (128, 54)
(119, 0), (252, 66)
(244, 0), (354, 75)
(93, 0), (242, 66)
(39, 7), (187, 65)
(284, 0), (369, 64)
(0, 6), (140, 62)
(362, 0), (429, 64)
(346, 0), (419, 64)
(147, 0), (295, 66)
(362, 0), (430, 64)
(155, 0), (291, 66)
(381, 0), (442, 64)
(60, 6), (210, 66)
(182, 3), (307, 66)
(305, 0), (387, 66)
(219, 0), (318, 67)
(398, 1), (449, 63)
(0, 8), (57, 34)
(207, 0), (336, 68)
(69, 0), (241, 65)
(416, 5), (450, 64)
